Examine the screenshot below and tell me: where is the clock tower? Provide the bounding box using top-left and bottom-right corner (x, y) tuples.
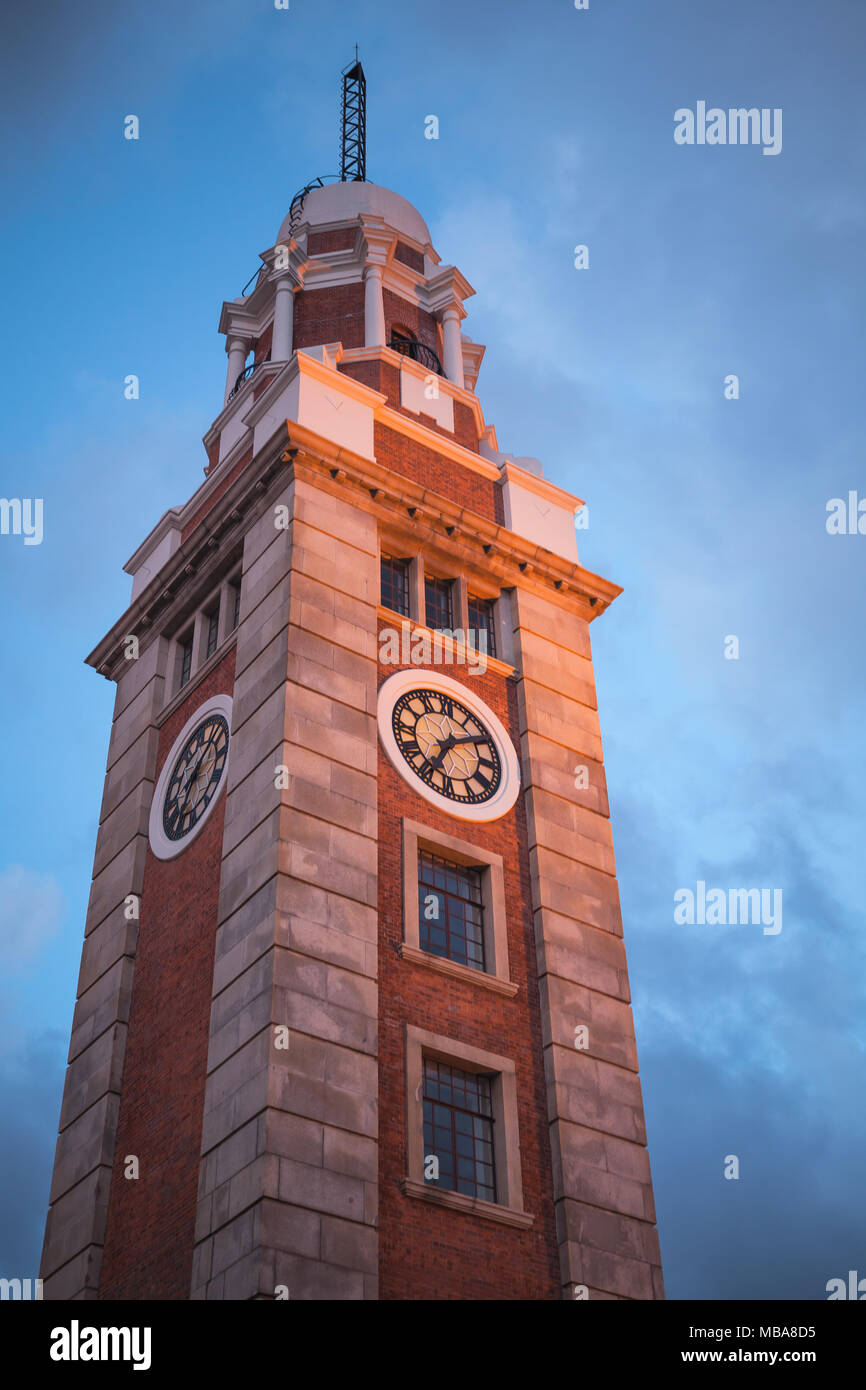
(40, 69), (663, 1302)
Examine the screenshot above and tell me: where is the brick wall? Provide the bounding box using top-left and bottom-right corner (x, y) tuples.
(308, 228), (356, 256)
(254, 322), (273, 364)
(374, 422), (496, 521)
(383, 287), (439, 357)
(98, 647), (237, 1299)
(393, 241), (425, 273)
(293, 283), (366, 353)
(376, 640), (560, 1299)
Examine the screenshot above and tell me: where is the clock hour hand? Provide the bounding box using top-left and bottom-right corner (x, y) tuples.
(180, 755), (208, 811)
(426, 735), (455, 773)
(426, 732), (480, 772)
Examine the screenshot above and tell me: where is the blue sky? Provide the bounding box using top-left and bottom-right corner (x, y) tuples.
(1, 0), (864, 1299)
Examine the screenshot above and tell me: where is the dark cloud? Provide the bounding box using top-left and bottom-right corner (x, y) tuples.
(0, 1024), (66, 1276)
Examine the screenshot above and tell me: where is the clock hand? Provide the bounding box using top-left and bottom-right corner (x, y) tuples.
(180, 755), (208, 811)
(426, 735), (456, 773)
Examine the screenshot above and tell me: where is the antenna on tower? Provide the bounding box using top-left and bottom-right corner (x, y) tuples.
(340, 52), (366, 182)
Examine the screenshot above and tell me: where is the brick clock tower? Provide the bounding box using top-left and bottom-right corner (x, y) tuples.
(40, 75), (663, 1302)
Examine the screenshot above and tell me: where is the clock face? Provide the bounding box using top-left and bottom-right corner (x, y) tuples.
(162, 713), (229, 841)
(149, 694), (233, 859)
(391, 688), (501, 805)
(378, 670), (520, 823)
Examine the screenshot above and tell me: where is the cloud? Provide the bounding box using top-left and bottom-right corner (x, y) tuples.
(0, 1023), (67, 1276)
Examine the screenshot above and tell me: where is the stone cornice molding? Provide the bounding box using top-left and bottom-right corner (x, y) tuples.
(281, 420), (620, 618)
(97, 414), (618, 683)
(358, 216), (397, 267)
(425, 264), (475, 315)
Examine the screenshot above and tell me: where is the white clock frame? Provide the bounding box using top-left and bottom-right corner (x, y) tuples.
(148, 693), (233, 860)
(377, 669), (520, 823)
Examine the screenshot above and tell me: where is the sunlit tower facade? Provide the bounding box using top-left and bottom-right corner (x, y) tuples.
(41, 65), (663, 1301)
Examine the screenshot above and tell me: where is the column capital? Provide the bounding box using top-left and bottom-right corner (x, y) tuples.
(360, 217), (396, 268)
(225, 332), (251, 356)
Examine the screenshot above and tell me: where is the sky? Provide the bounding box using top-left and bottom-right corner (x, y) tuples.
(1, 0), (864, 1300)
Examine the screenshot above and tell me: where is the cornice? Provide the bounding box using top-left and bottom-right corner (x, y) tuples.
(282, 419), (621, 619)
(99, 399), (620, 684)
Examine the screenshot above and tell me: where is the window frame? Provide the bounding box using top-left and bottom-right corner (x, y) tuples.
(204, 603), (220, 660)
(380, 551), (412, 618)
(177, 630), (194, 689)
(171, 566), (242, 699)
(418, 848), (486, 973)
(422, 1057), (496, 1202)
(467, 592), (497, 660)
(424, 573), (454, 631)
(404, 1024), (532, 1227)
(401, 818), (517, 997)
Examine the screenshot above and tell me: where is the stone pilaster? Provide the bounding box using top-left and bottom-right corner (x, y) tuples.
(191, 470), (379, 1300)
(40, 636), (169, 1299)
(511, 586), (663, 1301)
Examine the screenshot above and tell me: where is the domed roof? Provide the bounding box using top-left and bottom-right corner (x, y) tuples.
(276, 180), (431, 249)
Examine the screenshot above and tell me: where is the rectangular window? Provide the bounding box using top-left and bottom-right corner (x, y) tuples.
(179, 635), (193, 689)
(467, 594), (497, 660)
(425, 575), (453, 631)
(205, 605), (220, 659)
(418, 850), (485, 972)
(228, 580), (241, 632)
(381, 553), (410, 616)
(422, 1058), (496, 1202)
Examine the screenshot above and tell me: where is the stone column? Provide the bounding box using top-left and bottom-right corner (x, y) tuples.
(40, 636), (170, 1298)
(225, 336), (250, 405)
(272, 277), (295, 362)
(364, 265), (386, 348)
(511, 586), (664, 1301)
(190, 471), (380, 1300)
(441, 305), (464, 387)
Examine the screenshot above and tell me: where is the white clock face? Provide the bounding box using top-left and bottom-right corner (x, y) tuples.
(149, 694), (233, 859)
(377, 670), (520, 822)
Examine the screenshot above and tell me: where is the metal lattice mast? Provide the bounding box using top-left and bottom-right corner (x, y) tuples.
(340, 52), (366, 182)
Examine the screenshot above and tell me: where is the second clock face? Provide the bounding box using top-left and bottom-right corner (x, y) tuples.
(162, 712), (229, 842)
(391, 687), (502, 805)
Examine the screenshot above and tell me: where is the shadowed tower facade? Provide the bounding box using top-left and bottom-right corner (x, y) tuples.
(40, 87), (663, 1300)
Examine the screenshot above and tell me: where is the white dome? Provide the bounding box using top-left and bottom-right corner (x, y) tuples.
(276, 180), (431, 248)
